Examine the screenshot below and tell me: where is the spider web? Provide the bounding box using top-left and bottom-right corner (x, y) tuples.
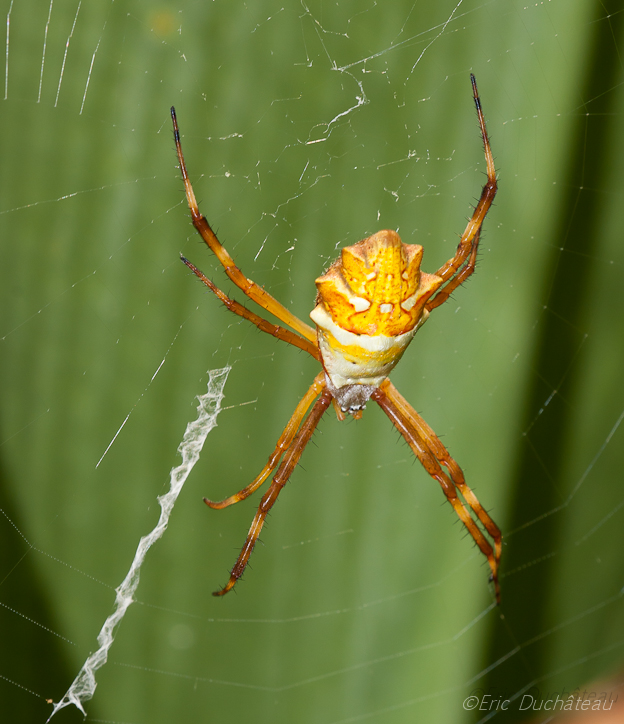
(1, 1), (624, 723)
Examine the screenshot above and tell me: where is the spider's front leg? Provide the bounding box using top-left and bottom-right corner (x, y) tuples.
(181, 256), (320, 360)
(426, 74), (497, 312)
(171, 107), (317, 345)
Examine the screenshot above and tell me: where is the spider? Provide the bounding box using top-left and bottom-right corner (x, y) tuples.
(171, 74), (501, 601)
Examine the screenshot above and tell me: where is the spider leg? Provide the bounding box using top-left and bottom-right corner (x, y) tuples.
(425, 230), (480, 311)
(381, 380), (502, 578)
(205, 372), (326, 509)
(372, 385), (501, 603)
(426, 75), (497, 311)
(171, 107), (317, 344)
(181, 256), (320, 360)
(213, 389), (332, 596)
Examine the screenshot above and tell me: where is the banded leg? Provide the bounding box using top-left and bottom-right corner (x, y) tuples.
(381, 380), (502, 571)
(181, 256), (320, 360)
(205, 372), (326, 509)
(372, 385), (500, 603)
(214, 389), (333, 596)
(426, 230), (480, 311)
(426, 75), (497, 311)
(171, 107), (317, 343)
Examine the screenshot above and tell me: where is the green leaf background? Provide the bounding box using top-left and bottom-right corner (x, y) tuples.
(1, 1), (623, 722)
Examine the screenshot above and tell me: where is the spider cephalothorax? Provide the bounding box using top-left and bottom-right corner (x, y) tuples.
(172, 74), (502, 601)
(311, 229), (443, 414)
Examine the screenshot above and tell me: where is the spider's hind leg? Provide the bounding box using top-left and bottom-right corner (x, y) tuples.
(372, 381), (501, 603)
(383, 381), (502, 568)
(205, 373), (326, 510)
(213, 389), (332, 596)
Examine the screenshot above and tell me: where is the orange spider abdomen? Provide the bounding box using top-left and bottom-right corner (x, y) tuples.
(310, 230), (442, 391)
